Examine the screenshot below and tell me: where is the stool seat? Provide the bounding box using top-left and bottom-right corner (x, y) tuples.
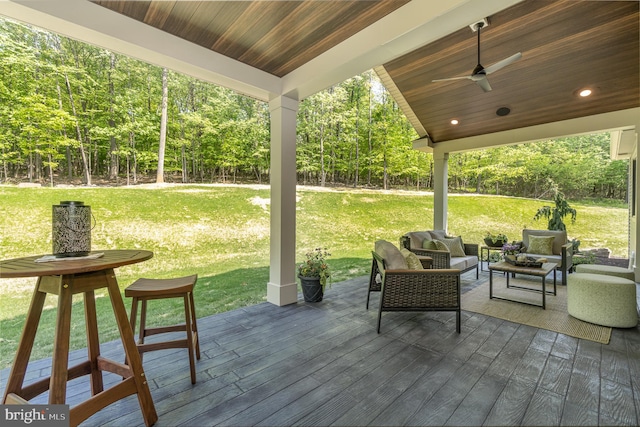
(575, 264), (635, 281)
(125, 276), (196, 297)
(125, 274), (200, 384)
(567, 273), (638, 328)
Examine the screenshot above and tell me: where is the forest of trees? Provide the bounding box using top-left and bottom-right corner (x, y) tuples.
(0, 18), (629, 200)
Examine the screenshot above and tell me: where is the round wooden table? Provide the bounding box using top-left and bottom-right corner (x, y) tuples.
(0, 250), (158, 427)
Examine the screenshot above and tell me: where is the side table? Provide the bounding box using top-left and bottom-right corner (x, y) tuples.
(480, 245), (503, 272)
(0, 250), (158, 427)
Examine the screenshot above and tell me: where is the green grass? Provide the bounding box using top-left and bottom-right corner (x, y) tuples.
(0, 184), (629, 368)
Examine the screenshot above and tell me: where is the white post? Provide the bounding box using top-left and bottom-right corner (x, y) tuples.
(267, 96), (299, 306)
(433, 151), (449, 231)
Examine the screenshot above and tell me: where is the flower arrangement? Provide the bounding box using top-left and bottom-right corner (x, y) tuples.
(501, 242), (522, 256)
(298, 247), (331, 288)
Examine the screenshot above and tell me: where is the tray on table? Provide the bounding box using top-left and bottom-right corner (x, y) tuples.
(504, 255), (543, 268)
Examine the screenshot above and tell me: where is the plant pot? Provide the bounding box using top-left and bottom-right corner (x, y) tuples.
(484, 237), (507, 248)
(299, 275), (323, 302)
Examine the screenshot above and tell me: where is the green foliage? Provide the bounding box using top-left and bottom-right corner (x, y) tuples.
(297, 247), (331, 288)
(0, 18), (629, 202)
(533, 187), (577, 231)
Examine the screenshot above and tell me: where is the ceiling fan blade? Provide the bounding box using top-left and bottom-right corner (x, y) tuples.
(484, 52), (522, 75)
(432, 76), (473, 82)
(475, 76), (492, 92)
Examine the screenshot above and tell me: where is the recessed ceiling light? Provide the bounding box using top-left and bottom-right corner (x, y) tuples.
(579, 89), (592, 97)
(451, 119), (459, 125)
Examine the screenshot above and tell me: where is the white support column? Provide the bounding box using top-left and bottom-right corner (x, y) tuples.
(632, 129), (640, 282)
(433, 151), (449, 231)
(267, 96), (299, 306)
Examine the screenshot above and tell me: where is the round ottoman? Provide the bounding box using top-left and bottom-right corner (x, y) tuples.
(575, 264), (635, 281)
(567, 273), (638, 328)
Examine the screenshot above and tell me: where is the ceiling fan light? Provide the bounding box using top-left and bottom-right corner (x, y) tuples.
(579, 89), (592, 97)
(451, 119), (459, 125)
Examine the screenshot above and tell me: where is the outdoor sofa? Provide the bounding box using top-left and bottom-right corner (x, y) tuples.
(401, 230), (479, 278)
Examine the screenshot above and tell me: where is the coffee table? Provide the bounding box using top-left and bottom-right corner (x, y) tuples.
(488, 261), (557, 309)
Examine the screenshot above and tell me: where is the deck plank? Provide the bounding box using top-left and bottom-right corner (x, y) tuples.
(1, 272), (639, 426)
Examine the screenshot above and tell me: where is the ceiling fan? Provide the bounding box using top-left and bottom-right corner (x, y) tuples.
(432, 19), (522, 92)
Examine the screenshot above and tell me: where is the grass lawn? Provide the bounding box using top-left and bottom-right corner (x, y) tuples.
(0, 184), (629, 368)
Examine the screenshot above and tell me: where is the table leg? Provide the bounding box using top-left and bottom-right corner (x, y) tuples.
(2, 279), (47, 403)
(541, 274), (546, 309)
(489, 269), (494, 299)
(84, 290), (105, 395)
(105, 270), (158, 427)
(50, 276), (73, 404)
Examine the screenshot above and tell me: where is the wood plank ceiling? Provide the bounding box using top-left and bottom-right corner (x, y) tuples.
(92, 0), (411, 78)
(92, 0), (638, 144)
(380, 0), (639, 142)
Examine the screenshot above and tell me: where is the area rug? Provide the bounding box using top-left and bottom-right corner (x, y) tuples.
(462, 276), (612, 344)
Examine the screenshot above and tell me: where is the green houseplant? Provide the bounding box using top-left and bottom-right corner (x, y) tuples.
(533, 188), (577, 231)
(298, 248), (331, 302)
(484, 232), (508, 248)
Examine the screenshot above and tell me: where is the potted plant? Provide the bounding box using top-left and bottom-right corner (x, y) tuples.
(484, 232), (508, 248)
(297, 248), (331, 302)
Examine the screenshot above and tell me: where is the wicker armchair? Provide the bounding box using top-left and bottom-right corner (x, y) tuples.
(370, 251), (461, 334)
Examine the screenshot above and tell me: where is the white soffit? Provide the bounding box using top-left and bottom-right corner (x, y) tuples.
(611, 129), (637, 160)
(414, 108), (640, 154)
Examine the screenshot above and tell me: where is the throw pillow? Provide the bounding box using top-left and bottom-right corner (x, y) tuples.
(408, 231), (431, 249)
(527, 235), (554, 255)
(440, 236), (467, 257)
(422, 239), (437, 250)
(400, 248), (424, 270)
(374, 240), (408, 270)
(432, 240), (450, 252)
(429, 230), (448, 241)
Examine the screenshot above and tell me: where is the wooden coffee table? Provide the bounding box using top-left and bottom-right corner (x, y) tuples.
(488, 261), (557, 309)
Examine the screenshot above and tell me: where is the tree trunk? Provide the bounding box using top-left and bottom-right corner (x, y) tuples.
(157, 67), (168, 183)
(108, 53), (118, 180)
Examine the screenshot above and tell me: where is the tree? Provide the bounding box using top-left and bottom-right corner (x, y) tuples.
(156, 67), (168, 183)
(533, 185), (577, 231)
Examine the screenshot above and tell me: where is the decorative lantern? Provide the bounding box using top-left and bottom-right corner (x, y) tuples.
(52, 201), (92, 257)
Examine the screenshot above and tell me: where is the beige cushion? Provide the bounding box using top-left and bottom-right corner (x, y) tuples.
(400, 248), (424, 270)
(528, 235), (554, 255)
(433, 240), (449, 252)
(374, 240), (408, 270)
(422, 240), (437, 250)
(407, 231), (431, 249)
(429, 230), (448, 240)
(523, 229), (567, 255)
(439, 236), (466, 257)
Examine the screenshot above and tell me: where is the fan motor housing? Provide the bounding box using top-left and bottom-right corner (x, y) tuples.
(469, 18), (489, 32)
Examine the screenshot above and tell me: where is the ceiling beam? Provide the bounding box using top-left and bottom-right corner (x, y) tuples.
(414, 108), (640, 154)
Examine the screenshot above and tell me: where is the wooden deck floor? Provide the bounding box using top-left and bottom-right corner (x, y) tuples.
(2, 269), (640, 426)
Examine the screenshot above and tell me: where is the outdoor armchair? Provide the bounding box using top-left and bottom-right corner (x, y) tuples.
(521, 229), (573, 284)
(369, 241), (461, 333)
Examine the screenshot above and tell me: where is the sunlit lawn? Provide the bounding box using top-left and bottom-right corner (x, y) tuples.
(0, 184), (629, 368)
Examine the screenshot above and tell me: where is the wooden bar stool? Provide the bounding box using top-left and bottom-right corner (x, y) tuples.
(125, 274), (200, 384)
